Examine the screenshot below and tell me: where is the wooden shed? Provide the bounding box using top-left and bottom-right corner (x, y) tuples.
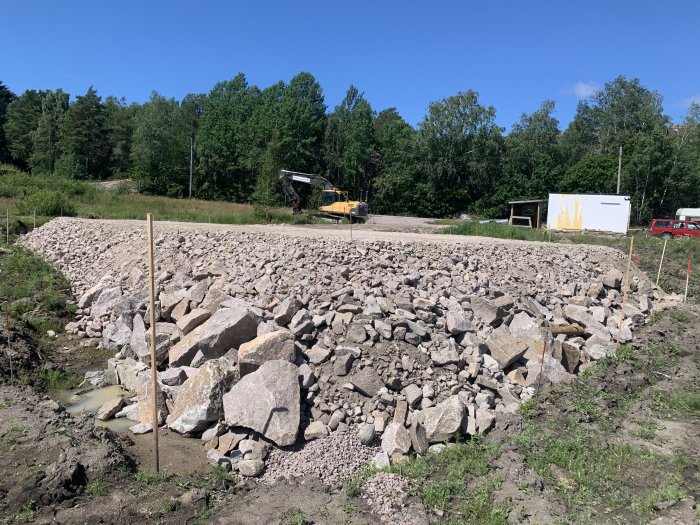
(508, 200), (544, 229)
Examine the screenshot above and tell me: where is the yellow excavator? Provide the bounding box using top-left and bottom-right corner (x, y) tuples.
(279, 169), (369, 223)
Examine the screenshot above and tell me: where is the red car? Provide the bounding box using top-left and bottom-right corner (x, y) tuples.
(648, 218), (700, 239)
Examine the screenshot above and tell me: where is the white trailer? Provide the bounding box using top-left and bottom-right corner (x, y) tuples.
(676, 208), (700, 221)
(547, 193), (631, 234)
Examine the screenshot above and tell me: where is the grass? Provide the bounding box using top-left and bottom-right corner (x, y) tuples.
(279, 507), (311, 525)
(37, 368), (82, 394)
(4, 501), (37, 524)
(384, 437), (501, 514)
(0, 246), (73, 334)
(134, 470), (172, 493)
(342, 462), (376, 497)
(1, 422), (25, 451)
(85, 479), (108, 497)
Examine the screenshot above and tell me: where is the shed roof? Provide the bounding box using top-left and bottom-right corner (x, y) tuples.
(508, 199), (545, 205)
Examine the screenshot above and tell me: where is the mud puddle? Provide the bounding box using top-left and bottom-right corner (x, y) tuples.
(61, 384), (133, 432)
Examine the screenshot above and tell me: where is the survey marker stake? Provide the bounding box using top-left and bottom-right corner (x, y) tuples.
(146, 213), (160, 472)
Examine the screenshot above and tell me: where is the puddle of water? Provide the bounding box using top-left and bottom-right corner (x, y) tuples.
(63, 385), (134, 433)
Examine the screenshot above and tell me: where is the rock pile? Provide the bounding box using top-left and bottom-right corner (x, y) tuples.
(20, 218), (666, 479)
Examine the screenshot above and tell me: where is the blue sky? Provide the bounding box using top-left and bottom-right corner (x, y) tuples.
(2, 0), (699, 131)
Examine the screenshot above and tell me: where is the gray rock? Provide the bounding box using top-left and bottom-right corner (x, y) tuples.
(129, 423), (153, 435)
(274, 297), (302, 326)
(304, 345), (332, 365)
(159, 367), (188, 386)
(446, 311), (472, 335)
(485, 326), (528, 369)
(334, 353), (355, 376)
(237, 330), (295, 377)
(96, 397), (126, 420)
(167, 358), (236, 435)
(239, 459), (265, 477)
(78, 283), (105, 309)
(207, 449), (232, 471)
(372, 451), (390, 469)
(357, 423), (375, 445)
(421, 395), (466, 443)
(431, 346), (460, 366)
(470, 296), (506, 327)
(404, 384), (423, 408)
(223, 360), (300, 447)
(350, 367), (384, 397)
(346, 324), (367, 344)
(298, 363), (316, 388)
(176, 308), (211, 335)
(410, 420), (429, 455)
(381, 421), (412, 455)
(603, 269), (623, 289)
(304, 421), (328, 441)
(169, 307), (260, 367)
(91, 286), (123, 318)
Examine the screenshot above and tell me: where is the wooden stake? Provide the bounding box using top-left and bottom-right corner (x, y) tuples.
(146, 213), (160, 472)
(5, 210), (8, 244)
(616, 236), (635, 347)
(684, 259), (691, 304)
(656, 238), (667, 286)
(33, 210), (36, 230)
(5, 305), (12, 383)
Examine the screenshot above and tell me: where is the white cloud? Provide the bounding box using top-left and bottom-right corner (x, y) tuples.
(573, 81), (599, 99)
(681, 93), (700, 107)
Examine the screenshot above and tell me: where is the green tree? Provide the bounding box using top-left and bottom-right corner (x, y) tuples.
(0, 81), (16, 163)
(660, 103), (700, 215)
(195, 73), (260, 200)
(558, 154), (617, 193)
(29, 89), (69, 175)
(130, 92), (190, 197)
(502, 100), (561, 200)
(371, 108), (419, 215)
(417, 89), (504, 216)
(104, 96), (137, 178)
(324, 85), (375, 199)
(58, 86), (110, 179)
(4, 89), (45, 169)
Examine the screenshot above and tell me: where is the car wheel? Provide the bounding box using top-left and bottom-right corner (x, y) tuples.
(661, 233), (672, 240)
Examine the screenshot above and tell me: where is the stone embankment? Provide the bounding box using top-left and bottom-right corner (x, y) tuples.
(20, 218), (671, 484)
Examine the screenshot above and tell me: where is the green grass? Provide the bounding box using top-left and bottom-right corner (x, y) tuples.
(1, 422), (25, 451)
(134, 470), (172, 493)
(342, 462), (376, 497)
(85, 479), (108, 497)
(0, 246), (73, 334)
(37, 368), (82, 394)
(279, 507), (311, 525)
(386, 437), (500, 514)
(5, 501), (38, 524)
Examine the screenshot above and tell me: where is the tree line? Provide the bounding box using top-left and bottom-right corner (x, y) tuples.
(0, 73), (698, 222)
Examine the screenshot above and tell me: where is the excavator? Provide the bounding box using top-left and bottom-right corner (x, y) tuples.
(279, 169), (369, 223)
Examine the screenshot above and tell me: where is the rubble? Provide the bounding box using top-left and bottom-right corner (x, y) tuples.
(19, 218), (665, 481)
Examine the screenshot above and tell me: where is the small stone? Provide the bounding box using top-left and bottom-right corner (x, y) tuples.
(304, 421), (329, 441)
(239, 459), (265, 477)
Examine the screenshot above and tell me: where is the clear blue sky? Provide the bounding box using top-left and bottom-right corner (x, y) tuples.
(2, 0), (699, 131)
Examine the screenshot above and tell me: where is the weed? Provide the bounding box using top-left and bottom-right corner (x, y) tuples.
(342, 501), (357, 515)
(38, 368), (82, 394)
(629, 474), (685, 516)
(450, 476), (509, 525)
(9, 501), (37, 523)
(280, 507), (311, 525)
(671, 310), (694, 324)
(2, 422), (25, 451)
(518, 399), (539, 419)
(647, 311), (663, 325)
(149, 499), (177, 516)
(343, 462), (376, 497)
(85, 479), (108, 497)
(192, 504), (219, 524)
(134, 470), (172, 491)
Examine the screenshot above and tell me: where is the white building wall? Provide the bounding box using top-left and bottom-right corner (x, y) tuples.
(547, 193), (631, 234)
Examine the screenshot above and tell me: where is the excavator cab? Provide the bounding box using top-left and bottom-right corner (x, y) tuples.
(320, 190), (348, 206)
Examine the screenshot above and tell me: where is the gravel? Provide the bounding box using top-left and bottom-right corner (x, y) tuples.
(261, 430), (377, 487)
(362, 472), (424, 524)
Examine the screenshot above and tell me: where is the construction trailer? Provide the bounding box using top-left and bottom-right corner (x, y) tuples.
(676, 208), (700, 221)
(546, 193), (631, 235)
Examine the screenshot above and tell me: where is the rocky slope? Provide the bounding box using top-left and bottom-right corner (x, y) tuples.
(19, 218), (672, 481)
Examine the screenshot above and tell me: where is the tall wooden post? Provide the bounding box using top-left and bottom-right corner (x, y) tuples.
(146, 213), (160, 472)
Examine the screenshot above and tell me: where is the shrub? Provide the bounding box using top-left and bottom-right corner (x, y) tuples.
(18, 190), (77, 217)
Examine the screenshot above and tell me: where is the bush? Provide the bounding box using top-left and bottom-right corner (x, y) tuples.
(18, 190), (77, 217)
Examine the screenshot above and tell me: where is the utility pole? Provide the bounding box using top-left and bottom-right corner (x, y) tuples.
(616, 146), (622, 194)
(189, 136), (193, 199)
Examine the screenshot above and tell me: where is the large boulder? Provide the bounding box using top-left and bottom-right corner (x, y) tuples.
(137, 379), (169, 426)
(237, 330), (295, 377)
(90, 286), (123, 318)
(420, 395), (466, 443)
(485, 326), (528, 369)
(167, 358), (236, 435)
(563, 305), (610, 340)
(169, 307), (260, 367)
(223, 360), (300, 447)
